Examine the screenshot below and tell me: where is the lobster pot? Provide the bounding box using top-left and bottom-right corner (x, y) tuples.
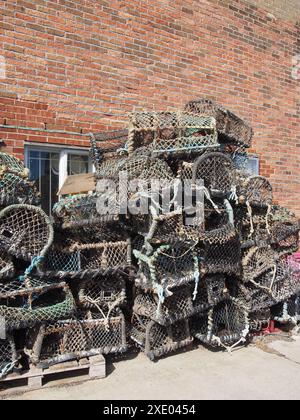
(128, 111), (218, 157)
(43, 240), (132, 278)
(238, 176), (273, 208)
(89, 130), (129, 176)
(26, 310), (127, 368)
(131, 313), (193, 361)
(242, 247), (279, 284)
(272, 294), (300, 325)
(53, 193), (120, 230)
(196, 274), (230, 307)
(0, 250), (14, 280)
(0, 335), (18, 378)
(184, 99), (253, 148)
(0, 204), (54, 261)
(192, 152), (236, 198)
(249, 309), (271, 333)
(134, 243), (199, 292)
(129, 209), (204, 244)
(271, 222), (299, 255)
(133, 275), (229, 326)
(0, 172), (40, 208)
(78, 275), (127, 310)
(0, 279), (75, 330)
(198, 224), (241, 276)
(235, 205), (271, 245)
(0, 152), (28, 175)
(191, 298), (249, 349)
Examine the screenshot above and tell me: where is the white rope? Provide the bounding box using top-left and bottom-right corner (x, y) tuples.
(246, 200), (254, 237)
(266, 203), (272, 235)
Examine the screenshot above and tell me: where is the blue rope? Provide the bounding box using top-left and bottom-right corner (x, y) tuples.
(19, 256), (44, 283)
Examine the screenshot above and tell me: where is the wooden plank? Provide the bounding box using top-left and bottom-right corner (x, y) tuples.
(58, 173), (96, 196)
(0, 356), (106, 395)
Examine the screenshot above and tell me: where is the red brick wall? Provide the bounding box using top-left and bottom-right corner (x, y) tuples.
(0, 0), (299, 214)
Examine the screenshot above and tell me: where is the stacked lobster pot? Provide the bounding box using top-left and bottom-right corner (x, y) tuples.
(0, 154), (76, 378)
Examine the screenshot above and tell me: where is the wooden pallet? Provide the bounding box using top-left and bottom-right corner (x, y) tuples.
(0, 355), (106, 397)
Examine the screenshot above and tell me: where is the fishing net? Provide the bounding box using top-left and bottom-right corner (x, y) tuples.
(191, 297), (249, 350)
(128, 111), (218, 157)
(25, 309), (127, 368)
(0, 250), (14, 280)
(78, 275), (127, 311)
(192, 152), (236, 198)
(134, 243), (199, 294)
(130, 313), (193, 360)
(0, 204), (54, 261)
(0, 279), (75, 330)
(184, 99), (253, 148)
(242, 247), (279, 284)
(42, 240), (132, 279)
(198, 224), (242, 276)
(272, 294), (300, 325)
(0, 172), (40, 208)
(0, 334), (18, 379)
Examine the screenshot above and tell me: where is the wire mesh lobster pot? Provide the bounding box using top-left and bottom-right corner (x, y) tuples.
(26, 309), (127, 368)
(184, 99), (253, 148)
(133, 275), (229, 326)
(237, 175), (273, 208)
(270, 222), (299, 255)
(0, 204), (54, 261)
(0, 172), (41, 208)
(77, 275), (127, 310)
(272, 294), (300, 325)
(235, 205), (272, 246)
(134, 243), (199, 293)
(198, 224), (242, 276)
(128, 208), (204, 245)
(0, 334), (18, 379)
(242, 249), (300, 308)
(131, 313), (193, 360)
(0, 250), (14, 280)
(127, 111), (218, 157)
(0, 279), (75, 330)
(0, 152), (28, 176)
(191, 297), (249, 349)
(53, 193), (120, 230)
(249, 309), (271, 333)
(42, 240), (132, 279)
(192, 152), (236, 198)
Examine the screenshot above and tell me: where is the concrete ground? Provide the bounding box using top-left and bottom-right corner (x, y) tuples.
(5, 333), (300, 400)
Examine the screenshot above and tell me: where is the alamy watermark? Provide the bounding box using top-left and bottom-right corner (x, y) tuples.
(96, 172), (205, 226)
(0, 317), (6, 340)
(292, 54), (300, 80)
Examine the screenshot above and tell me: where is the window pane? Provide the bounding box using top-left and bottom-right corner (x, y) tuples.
(67, 155), (89, 176)
(26, 149), (59, 215)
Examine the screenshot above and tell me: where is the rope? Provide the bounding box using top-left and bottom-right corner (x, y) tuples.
(193, 256), (200, 301)
(0, 360), (18, 380)
(84, 295), (124, 331)
(266, 203), (272, 235)
(19, 256), (44, 283)
(246, 200), (254, 237)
